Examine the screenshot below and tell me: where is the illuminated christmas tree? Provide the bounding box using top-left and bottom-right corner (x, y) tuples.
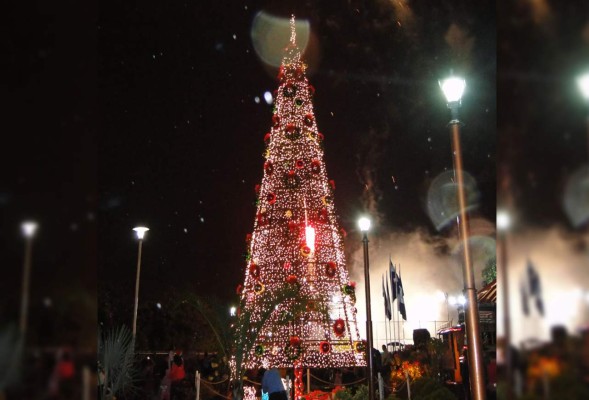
(234, 16), (365, 378)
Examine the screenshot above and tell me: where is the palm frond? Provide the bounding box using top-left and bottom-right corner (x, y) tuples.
(98, 325), (140, 399)
(0, 325), (23, 391)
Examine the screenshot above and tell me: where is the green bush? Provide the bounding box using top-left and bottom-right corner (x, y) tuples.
(411, 377), (457, 400)
(332, 388), (353, 400)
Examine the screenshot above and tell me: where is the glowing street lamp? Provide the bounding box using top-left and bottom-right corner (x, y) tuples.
(132, 226), (149, 341)
(578, 73), (589, 101)
(440, 76), (486, 400)
(497, 211), (511, 231)
(577, 73), (589, 159)
(358, 216), (375, 399)
(19, 221), (38, 338)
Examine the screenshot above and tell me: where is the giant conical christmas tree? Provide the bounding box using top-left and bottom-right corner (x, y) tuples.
(236, 16), (365, 372)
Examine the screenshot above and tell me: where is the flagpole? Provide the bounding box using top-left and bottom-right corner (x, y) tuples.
(391, 263), (397, 352)
(397, 263), (405, 344)
(383, 274), (389, 352)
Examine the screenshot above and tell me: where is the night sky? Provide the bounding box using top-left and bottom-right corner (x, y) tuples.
(97, 0), (496, 310)
(9, 1), (589, 341)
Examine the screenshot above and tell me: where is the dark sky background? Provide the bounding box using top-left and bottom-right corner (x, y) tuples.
(5, 1), (586, 340)
(96, 0), (496, 311)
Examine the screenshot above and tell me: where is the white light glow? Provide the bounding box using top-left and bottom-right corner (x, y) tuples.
(133, 226), (149, 239)
(457, 295), (466, 305)
(358, 217), (371, 232)
(448, 296), (457, 306)
(440, 77), (466, 103)
(497, 210), (511, 231)
(264, 91), (273, 104)
(230, 306), (237, 316)
(436, 291), (447, 302)
(305, 225), (315, 253)
(21, 221), (38, 238)
(578, 73), (589, 100)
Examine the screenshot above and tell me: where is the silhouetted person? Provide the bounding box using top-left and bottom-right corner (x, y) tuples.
(261, 368), (287, 400)
(48, 348), (75, 399)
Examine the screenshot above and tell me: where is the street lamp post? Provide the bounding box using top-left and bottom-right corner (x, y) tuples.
(358, 217), (375, 400)
(577, 73), (589, 158)
(440, 76), (486, 400)
(497, 210), (513, 400)
(132, 226), (149, 341)
(19, 221), (38, 339)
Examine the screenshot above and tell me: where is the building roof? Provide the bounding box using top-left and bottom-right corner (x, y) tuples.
(478, 279), (496, 303)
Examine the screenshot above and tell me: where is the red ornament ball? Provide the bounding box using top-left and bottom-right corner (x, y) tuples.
(286, 275), (298, 284)
(249, 263), (260, 278)
(264, 161), (274, 175)
(310, 160), (321, 174)
(266, 192), (276, 205)
(304, 114), (314, 127)
(289, 336), (301, 346)
(325, 262), (336, 277)
(319, 341), (331, 354)
(300, 245), (311, 257)
(333, 318), (346, 337)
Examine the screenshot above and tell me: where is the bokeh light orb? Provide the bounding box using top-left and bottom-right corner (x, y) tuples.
(251, 11), (310, 68)
(426, 170), (480, 231)
(563, 164), (589, 228)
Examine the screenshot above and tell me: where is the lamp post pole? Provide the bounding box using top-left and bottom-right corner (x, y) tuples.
(359, 217), (375, 400)
(497, 211), (513, 399)
(132, 226), (149, 342)
(19, 221), (38, 339)
(440, 77), (486, 400)
(577, 74), (589, 159)
(445, 292), (450, 323)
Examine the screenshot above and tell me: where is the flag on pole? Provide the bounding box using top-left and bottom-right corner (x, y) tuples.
(389, 259), (397, 302)
(385, 273), (392, 321)
(526, 259), (544, 316)
(397, 274), (407, 321)
(382, 274), (392, 320)
(520, 280), (530, 316)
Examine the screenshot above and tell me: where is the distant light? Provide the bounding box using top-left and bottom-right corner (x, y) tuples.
(21, 221), (38, 238)
(43, 297), (52, 308)
(254, 96), (260, 104)
(229, 306), (236, 316)
(497, 210), (511, 231)
(436, 291), (447, 302)
(156, 303), (162, 309)
(440, 77), (466, 103)
(457, 295), (466, 305)
(264, 91), (273, 104)
(133, 226), (149, 239)
(358, 217), (371, 232)
(305, 225), (315, 253)
(578, 73), (589, 100)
